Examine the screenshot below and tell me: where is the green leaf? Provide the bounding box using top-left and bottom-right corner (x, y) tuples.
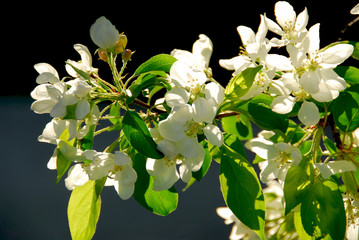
(68, 180), (102, 240)
(221, 114), (253, 140)
(219, 145), (265, 240)
(80, 125), (95, 151)
(132, 153), (178, 216)
(247, 94), (289, 133)
(55, 147), (72, 184)
(126, 71), (170, 104)
(109, 102), (122, 125)
(66, 62), (93, 81)
(332, 85), (359, 132)
(224, 66), (262, 99)
(301, 179), (346, 240)
(334, 66), (359, 84)
(283, 159), (314, 215)
(293, 209), (315, 240)
(122, 110), (164, 159)
(134, 54), (177, 75)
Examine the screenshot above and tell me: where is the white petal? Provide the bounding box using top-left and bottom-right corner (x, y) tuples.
(165, 87), (190, 108)
(170, 61), (192, 88)
(75, 99), (90, 120)
(321, 69), (347, 92)
(34, 63), (59, 79)
(115, 151), (131, 166)
(237, 26), (256, 45)
(115, 165), (137, 186)
(65, 164), (89, 190)
(192, 34), (213, 68)
(307, 23), (320, 55)
(245, 138), (280, 160)
(322, 44), (354, 66)
(281, 72), (301, 92)
(203, 124), (223, 147)
(36, 72), (60, 84)
(300, 70), (320, 93)
(192, 97), (216, 123)
(315, 161), (357, 179)
(274, 1), (296, 30)
(265, 54), (293, 71)
(179, 162), (192, 183)
(264, 14), (285, 36)
(271, 95), (296, 114)
(74, 44), (92, 68)
(31, 99), (56, 114)
(351, 3), (359, 15)
(114, 180), (134, 200)
(146, 159), (179, 191)
(259, 160), (281, 183)
(175, 136), (200, 159)
(295, 7), (309, 32)
(158, 118), (186, 142)
(298, 101), (320, 126)
(204, 82), (224, 105)
(157, 140), (179, 160)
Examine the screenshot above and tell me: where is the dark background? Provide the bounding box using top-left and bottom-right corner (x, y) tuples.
(1, 1), (358, 239)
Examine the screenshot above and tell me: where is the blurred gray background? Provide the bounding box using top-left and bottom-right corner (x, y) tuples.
(1, 0), (358, 239)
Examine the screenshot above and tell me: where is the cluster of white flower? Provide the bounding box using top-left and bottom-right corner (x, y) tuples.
(220, 1), (354, 126)
(146, 35), (225, 190)
(31, 17), (139, 200)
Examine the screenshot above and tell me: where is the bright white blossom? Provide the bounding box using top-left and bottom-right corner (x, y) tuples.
(264, 1), (309, 46)
(245, 131), (302, 183)
(171, 34), (213, 75)
(90, 16), (120, 49)
(85, 150), (137, 200)
(66, 44), (98, 77)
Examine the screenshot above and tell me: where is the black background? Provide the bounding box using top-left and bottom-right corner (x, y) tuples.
(3, 0), (359, 96)
(1, 1), (359, 239)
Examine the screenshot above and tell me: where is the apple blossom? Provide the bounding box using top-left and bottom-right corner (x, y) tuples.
(90, 16), (120, 49)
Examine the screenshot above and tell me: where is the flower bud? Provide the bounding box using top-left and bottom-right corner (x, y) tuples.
(97, 49), (108, 61)
(90, 16), (120, 49)
(122, 49), (133, 62)
(115, 34), (128, 54)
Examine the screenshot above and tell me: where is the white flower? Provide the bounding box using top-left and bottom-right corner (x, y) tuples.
(171, 34), (213, 75)
(245, 131), (302, 183)
(86, 150), (137, 200)
(65, 163), (89, 190)
(315, 160), (357, 179)
(38, 118), (77, 145)
(351, 3), (359, 15)
(66, 44), (98, 78)
(264, 1), (309, 46)
(292, 24), (354, 102)
(169, 60), (208, 97)
(216, 207), (260, 240)
(90, 16), (120, 49)
(219, 15), (269, 76)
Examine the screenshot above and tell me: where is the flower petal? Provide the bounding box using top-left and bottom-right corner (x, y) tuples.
(321, 44), (354, 67)
(165, 87), (190, 108)
(298, 101), (320, 126)
(274, 1), (296, 30)
(315, 161), (357, 179)
(237, 26), (256, 45)
(203, 124), (224, 147)
(265, 54), (293, 71)
(192, 34), (213, 68)
(270, 95), (296, 114)
(245, 138), (280, 160)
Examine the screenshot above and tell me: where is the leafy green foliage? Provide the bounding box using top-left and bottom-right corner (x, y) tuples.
(132, 153), (178, 216)
(221, 114), (253, 140)
(224, 66), (262, 99)
(300, 179), (346, 240)
(334, 65), (359, 84)
(122, 110), (164, 159)
(332, 85), (359, 132)
(68, 180), (104, 240)
(220, 144), (265, 240)
(134, 54), (177, 75)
